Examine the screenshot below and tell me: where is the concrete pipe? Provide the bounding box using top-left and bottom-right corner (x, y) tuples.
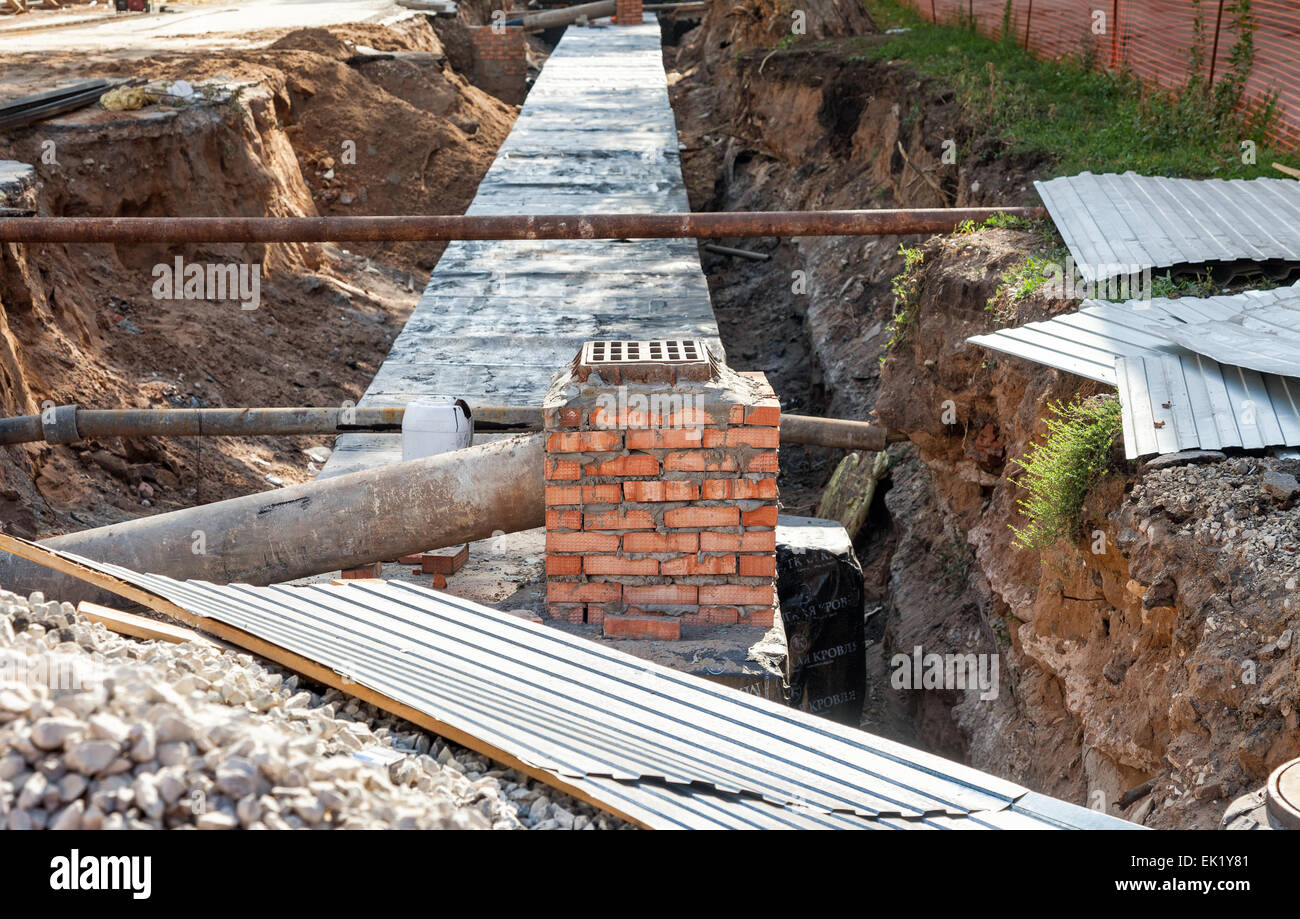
(0, 433), (546, 605)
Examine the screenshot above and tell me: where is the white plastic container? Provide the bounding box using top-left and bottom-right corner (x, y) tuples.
(401, 396), (473, 460)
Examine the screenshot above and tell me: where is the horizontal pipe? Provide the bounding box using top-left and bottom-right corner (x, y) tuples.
(0, 433), (546, 605)
(0, 404), (896, 450)
(0, 208), (1048, 244)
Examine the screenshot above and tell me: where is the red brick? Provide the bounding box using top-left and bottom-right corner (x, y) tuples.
(744, 400), (781, 426)
(661, 554), (736, 576)
(584, 454), (660, 477)
(622, 531), (698, 554)
(584, 555), (659, 576)
(699, 584), (774, 606)
(545, 485), (581, 506)
(738, 555), (776, 577)
(546, 531), (619, 553)
(687, 606), (740, 626)
(546, 603), (582, 621)
(546, 431), (622, 452)
(663, 451), (737, 472)
(603, 615), (680, 640)
(545, 484), (622, 505)
(546, 508), (582, 530)
(545, 458), (581, 480)
(623, 479), (699, 502)
(583, 603), (610, 625)
(545, 555), (583, 576)
(700, 479), (732, 500)
(590, 404), (658, 429)
(742, 608), (775, 627)
(341, 562), (382, 579)
(626, 427), (707, 449)
(585, 508), (655, 530)
(731, 477), (778, 499)
(547, 581), (621, 603)
(700, 530), (777, 552)
(623, 584), (697, 605)
(662, 406), (711, 427)
(701, 427), (780, 448)
(741, 505), (778, 527)
(431, 572), (447, 589)
(663, 505), (739, 528)
(745, 452), (779, 474)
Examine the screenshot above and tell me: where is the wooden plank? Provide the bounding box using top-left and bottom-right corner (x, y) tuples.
(76, 600), (221, 648)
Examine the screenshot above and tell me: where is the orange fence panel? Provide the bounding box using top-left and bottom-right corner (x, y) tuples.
(902, 0), (1300, 150)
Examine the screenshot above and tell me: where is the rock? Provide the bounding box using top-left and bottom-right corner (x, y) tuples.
(1261, 469), (1300, 505)
(16, 771), (47, 810)
(196, 811), (238, 830)
(133, 774), (164, 820)
(88, 712), (130, 743)
(129, 723), (157, 762)
(0, 751), (24, 780)
(1141, 450), (1227, 472)
(215, 758), (262, 799)
(65, 740), (119, 775)
(50, 800), (85, 830)
(30, 717), (84, 750)
(57, 772), (87, 802)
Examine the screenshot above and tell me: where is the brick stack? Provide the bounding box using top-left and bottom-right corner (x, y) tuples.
(466, 25), (527, 104)
(543, 341), (780, 640)
(614, 0), (643, 25)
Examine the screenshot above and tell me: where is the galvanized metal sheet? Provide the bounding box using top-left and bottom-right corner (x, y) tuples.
(1036, 172), (1300, 281)
(968, 283), (1300, 458)
(23, 543), (1135, 830)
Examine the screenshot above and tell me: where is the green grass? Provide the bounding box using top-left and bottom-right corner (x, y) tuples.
(1009, 395), (1124, 551)
(857, 0), (1291, 178)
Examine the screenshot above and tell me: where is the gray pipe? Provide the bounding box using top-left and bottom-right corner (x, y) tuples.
(0, 433), (546, 605)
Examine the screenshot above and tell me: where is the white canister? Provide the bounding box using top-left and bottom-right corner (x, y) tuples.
(401, 396), (473, 460)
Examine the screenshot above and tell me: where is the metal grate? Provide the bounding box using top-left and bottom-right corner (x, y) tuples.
(576, 339), (713, 384)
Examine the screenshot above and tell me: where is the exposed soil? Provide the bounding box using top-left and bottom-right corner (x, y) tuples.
(666, 0), (1298, 828)
(0, 17), (515, 538)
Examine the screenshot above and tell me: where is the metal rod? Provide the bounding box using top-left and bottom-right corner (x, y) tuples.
(0, 404), (898, 451)
(0, 207), (1048, 244)
(1206, 0), (1226, 92)
(702, 243), (771, 262)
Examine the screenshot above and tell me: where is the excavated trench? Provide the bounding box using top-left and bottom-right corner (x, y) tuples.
(665, 11), (1300, 829)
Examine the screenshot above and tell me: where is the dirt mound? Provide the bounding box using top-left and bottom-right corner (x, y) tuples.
(267, 27), (354, 59)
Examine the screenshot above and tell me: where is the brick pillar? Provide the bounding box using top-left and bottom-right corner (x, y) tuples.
(543, 341), (780, 640)
(466, 25), (527, 105)
(615, 0), (643, 25)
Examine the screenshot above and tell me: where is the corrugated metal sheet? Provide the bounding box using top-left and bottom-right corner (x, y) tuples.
(1035, 172), (1300, 281)
(968, 283), (1300, 458)
(12, 540), (1135, 830)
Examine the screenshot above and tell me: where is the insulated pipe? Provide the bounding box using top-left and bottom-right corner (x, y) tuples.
(0, 208), (1049, 244)
(518, 0), (614, 29)
(0, 404), (896, 450)
(0, 433), (546, 605)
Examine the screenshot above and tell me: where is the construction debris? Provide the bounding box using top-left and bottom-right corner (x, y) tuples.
(816, 451), (889, 539)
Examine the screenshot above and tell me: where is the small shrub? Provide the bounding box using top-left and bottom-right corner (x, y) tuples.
(1009, 395), (1123, 551)
(883, 244), (924, 355)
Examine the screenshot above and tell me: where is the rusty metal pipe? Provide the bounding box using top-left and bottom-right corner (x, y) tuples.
(0, 433), (546, 605)
(0, 208), (1048, 244)
(0, 404), (894, 450)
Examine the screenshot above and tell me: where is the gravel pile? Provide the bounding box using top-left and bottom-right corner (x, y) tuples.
(0, 588), (625, 830)
(1132, 454), (1300, 596)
